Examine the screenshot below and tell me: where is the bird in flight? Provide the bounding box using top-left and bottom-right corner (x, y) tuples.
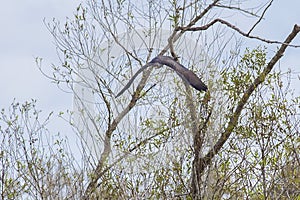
(115, 55), (207, 98)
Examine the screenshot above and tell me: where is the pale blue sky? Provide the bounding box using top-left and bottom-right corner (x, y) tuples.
(0, 0), (80, 110)
(0, 0), (81, 139)
(0, 0), (299, 133)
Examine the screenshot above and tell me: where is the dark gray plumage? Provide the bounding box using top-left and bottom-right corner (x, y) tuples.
(115, 55), (207, 98)
(150, 56), (208, 92)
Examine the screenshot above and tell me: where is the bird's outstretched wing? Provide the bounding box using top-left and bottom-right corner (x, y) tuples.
(115, 55), (207, 98)
(150, 56), (208, 92)
(115, 62), (159, 98)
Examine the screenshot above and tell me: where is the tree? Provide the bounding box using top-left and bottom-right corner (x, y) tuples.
(0, 100), (83, 199)
(1, 0), (299, 199)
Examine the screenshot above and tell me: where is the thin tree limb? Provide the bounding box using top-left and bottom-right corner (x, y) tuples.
(215, 4), (260, 18)
(160, 0), (221, 55)
(177, 19), (300, 47)
(247, 0), (274, 35)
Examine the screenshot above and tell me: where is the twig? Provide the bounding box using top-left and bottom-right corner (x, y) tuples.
(247, 0), (273, 35)
(215, 4), (260, 18)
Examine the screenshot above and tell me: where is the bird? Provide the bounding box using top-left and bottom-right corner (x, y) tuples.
(115, 55), (207, 98)
(150, 56), (208, 92)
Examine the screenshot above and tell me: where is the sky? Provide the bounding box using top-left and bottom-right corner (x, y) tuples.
(0, 1), (80, 109)
(0, 0), (81, 137)
(0, 1), (299, 138)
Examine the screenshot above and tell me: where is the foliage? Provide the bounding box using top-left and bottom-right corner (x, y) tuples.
(2, 0), (300, 199)
(0, 100), (83, 199)
(217, 47), (300, 199)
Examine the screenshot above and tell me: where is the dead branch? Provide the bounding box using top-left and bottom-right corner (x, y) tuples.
(247, 0), (274, 35)
(176, 19), (300, 48)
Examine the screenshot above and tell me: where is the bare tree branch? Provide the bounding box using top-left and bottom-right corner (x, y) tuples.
(83, 130), (162, 199)
(160, 0), (221, 55)
(215, 4), (260, 18)
(247, 0), (274, 35)
(177, 19), (300, 47)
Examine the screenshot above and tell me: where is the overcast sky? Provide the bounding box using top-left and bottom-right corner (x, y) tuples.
(0, 0), (81, 108)
(0, 1), (299, 136)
